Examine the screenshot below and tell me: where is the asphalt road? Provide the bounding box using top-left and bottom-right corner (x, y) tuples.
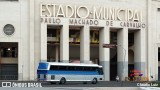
(1, 87), (160, 90)
(0, 87), (141, 90)
(0, 81), (151, 87)
(41, 81), (138, 87)
(0, 81), (159, 90)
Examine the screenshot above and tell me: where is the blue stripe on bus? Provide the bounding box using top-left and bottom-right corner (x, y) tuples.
(38, 63), (48, 69)
(37, 70), (99, 75)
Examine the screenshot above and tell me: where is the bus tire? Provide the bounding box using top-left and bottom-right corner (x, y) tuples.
(92, 78), (97, 84)
(59, 77), (66, 84)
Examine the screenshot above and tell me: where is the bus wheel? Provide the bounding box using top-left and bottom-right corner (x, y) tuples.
(92, 78), (97, 84)
(59, 77), (66, 84)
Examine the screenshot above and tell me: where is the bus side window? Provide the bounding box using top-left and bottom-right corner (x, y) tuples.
(59, 66), (67, 71)
(50, 65), (59, 70)
(91, 67), (96, 71)
(83, 67), (87, 71)
(68, 66), (75, 71)
(88, 67), (92, 71)
(84, 67), (91, 71)
(90, 67), (93, 71)
(75, 66), (82, 71)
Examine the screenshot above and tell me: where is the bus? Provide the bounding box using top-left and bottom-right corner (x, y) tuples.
(37, 62), (104, 84)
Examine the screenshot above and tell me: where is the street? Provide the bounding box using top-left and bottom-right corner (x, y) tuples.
(0, 87), (141, 90)
(0, 81), (159, 90)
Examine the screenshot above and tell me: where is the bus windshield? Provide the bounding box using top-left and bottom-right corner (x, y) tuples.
(98, 67), (103, 75)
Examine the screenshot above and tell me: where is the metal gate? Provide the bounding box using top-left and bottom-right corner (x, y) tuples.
(0, 64), (18, 80)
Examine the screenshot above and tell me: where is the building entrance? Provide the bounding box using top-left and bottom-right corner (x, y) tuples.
(110, 30), (117, 81)
(158, 48), (160, 81)
(90, 27), (100, 64)
(128, 31), (134, 80)
(69, 26), (81, 63)
(0, 42), (18, 80)
(47, 25), (60, 62)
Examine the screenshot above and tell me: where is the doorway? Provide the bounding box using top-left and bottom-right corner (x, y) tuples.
(0, 42), (18, 80)
(110, 30), (117, 81)
(158, 48), (160, 81)
(47, 25), (61, 62)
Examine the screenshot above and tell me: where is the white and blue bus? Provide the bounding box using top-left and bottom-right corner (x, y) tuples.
(37, 62), (104, 84)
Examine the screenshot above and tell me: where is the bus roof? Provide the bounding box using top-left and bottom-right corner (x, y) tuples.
(39, 62), (102, 68)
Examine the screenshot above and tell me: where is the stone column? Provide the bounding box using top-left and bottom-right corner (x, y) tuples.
(80, 26), (90, 63)
(134, 29), (146, 77)
(99, 26), (110, 81)
(147, 0), (152, 81)
(60, 25), (69, 63)
(29, 0), (35, 80)
(117, 28), (128, 81)
(40, 23), (47, 62)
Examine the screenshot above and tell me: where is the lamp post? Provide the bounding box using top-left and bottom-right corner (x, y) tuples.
(116, 45), (126, 81)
